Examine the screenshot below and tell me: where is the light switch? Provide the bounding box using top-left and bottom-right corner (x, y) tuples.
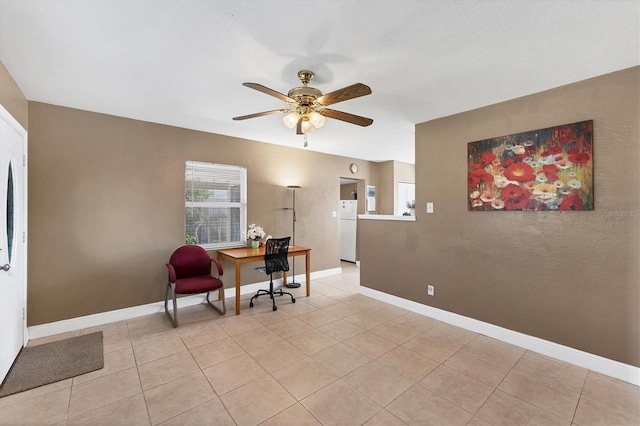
(426, 202), (434, 213)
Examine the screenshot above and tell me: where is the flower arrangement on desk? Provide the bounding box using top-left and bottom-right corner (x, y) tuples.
(245, 224), (265, 249)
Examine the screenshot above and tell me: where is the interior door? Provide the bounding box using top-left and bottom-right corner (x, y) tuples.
(0, 106), (27, 383)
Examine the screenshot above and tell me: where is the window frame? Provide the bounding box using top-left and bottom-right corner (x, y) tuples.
(396, 181), (416, 215)
(184, 160), (247, 250)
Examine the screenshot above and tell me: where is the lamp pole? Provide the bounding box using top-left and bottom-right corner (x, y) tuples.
(285, 185), (301, 288)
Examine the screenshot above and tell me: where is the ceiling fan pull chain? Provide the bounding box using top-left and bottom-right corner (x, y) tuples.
(304, 134), (308, 148)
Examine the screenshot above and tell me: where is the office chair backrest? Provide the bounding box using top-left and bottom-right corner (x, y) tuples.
(169, 245), (211, 279)
(264, 237), (290, 275)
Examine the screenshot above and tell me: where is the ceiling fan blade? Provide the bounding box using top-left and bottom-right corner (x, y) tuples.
(322, 108), (373, 127)
(317, 83), (371, 106)
(242, 82), (297, 104)
(296, 118), (303, 135)
(232, 109), (290, 121)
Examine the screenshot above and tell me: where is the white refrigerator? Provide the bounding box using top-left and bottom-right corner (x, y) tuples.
(340, 200), (357, 263)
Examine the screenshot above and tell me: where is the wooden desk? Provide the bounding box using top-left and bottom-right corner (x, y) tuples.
(217, 246), (311, 315)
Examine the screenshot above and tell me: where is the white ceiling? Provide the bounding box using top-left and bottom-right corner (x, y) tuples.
(1, 1), (638, 164)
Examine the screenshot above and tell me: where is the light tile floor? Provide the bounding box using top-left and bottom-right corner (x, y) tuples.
(1, 262), (639, 425)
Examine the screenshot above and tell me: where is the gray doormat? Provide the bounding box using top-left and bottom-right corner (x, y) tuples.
(0, 331), (103, 398)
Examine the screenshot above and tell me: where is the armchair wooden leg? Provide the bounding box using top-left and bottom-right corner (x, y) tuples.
(206, 288), (227, 316)
(164, 282), (179, 328)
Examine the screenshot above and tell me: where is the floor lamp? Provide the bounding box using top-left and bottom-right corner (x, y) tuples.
(284, 185), (301, 288)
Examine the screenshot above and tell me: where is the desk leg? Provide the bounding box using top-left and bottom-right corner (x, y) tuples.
(235, 262), (241, 315)
(305, 251), (310, 297)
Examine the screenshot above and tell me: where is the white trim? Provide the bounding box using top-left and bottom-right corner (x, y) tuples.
(359, 285), (640, 386)
(27, 267), (342, 340)
(0, 104), (28, 349)
(357, 214), (415, 221)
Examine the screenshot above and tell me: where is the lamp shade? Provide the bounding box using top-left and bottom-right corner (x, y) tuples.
(283, 112), (299, 128)
(301, 119), (314, 134)
(308, 111), (326, 128)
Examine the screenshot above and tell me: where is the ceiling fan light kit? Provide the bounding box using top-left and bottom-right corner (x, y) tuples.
(282, 112), (298, 128)
(283, 110), (325, 134)
(301, 118), (314, 134)
(233, 69), (373, 143)
(308, 111), (325, 128)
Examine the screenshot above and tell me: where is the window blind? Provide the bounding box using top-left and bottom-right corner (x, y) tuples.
(185, 161), (247, 249)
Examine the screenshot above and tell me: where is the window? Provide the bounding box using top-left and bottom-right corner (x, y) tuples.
(397, 182), (416, 215)
(185, 161), (247, 249)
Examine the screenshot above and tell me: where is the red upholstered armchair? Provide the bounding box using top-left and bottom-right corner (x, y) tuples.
(165, 245), (226, 327)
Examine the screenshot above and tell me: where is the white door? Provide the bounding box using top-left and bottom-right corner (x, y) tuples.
(0, 105), (27, 383)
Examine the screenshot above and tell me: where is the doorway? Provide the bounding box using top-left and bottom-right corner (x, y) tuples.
(339, 178), (363, 264)
(0, 105), (27, 383)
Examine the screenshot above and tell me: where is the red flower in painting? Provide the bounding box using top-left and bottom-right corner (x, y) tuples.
(501, 184), (531, 210)
(504, 162), (536, 182)
(541, 146), (563, 157)
(502, 158), (514, 168)
(471, 169), (487, 178)
(470, 169), (494, 183)
(541, 164), (559, 181)
(501, 184), (524, 200)
(568, 152), (590, 164)
(468, 174), (481, 188)
(480, 152), (497, 167)
(559, 126), (574, 143)
(470, 163), (482, 170)
(559, 195), (584, 211)
(506, 193), (531, 210)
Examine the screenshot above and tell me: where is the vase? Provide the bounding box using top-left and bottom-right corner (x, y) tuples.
(250, 240), (260, 249)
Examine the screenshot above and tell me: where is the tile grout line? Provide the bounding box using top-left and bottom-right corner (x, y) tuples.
(8, 268), (638, 425)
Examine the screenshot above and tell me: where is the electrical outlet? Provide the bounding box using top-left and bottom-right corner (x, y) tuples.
(427, 285), (434, 296)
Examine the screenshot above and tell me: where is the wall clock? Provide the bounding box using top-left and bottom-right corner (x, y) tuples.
(350, 163), (358, 174)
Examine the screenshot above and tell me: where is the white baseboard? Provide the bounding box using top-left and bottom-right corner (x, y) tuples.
(28, 267), (342, 340)
(359, 286), (640, 387)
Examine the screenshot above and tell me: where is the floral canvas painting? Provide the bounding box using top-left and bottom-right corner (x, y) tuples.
(467, 120), (593, 211)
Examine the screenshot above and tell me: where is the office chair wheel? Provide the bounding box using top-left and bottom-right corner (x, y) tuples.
(249, 302), (254, 308)
(273, 306), (277, 311)
(292, 298), (296, 303)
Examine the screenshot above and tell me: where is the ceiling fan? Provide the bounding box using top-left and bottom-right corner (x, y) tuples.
(233, 70), (373, 139)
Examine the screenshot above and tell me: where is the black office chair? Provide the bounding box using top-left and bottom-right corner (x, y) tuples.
(249, 237), (296, 311)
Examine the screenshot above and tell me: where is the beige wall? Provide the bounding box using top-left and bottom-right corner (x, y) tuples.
(355, 179), (368, 215)
(0, 61), (28, 130)
(394, 161), (415, 184)
(376, 160), (416, 215)
(377, 161), (394, 214)
(27, 102), (379, 325)
(359, 67), (640, 367)
(340, 183), (357, 200)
